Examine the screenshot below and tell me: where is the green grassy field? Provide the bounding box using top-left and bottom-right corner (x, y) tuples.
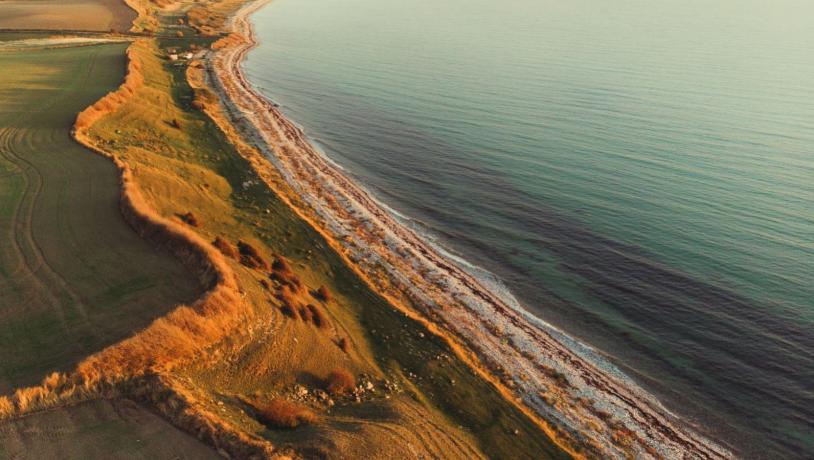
(0, 398), (219, 459)
(0, 44), (199, 393)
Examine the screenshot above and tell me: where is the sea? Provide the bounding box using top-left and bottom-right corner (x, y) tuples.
(243, 0), (814, 457)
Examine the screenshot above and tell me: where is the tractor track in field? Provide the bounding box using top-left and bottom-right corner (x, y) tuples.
(0, 125), (70, 329)
(0, 47), (107, 332)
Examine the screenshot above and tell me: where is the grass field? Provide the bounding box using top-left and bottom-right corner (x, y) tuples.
(0, 43), (198, 393)
(0, 0), (135, 32)
(0, 398), (219, 459)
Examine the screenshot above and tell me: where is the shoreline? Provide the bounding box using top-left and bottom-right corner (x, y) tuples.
(207, 1), (732, 457)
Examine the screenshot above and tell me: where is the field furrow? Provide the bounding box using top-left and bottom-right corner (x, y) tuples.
(0, 43), (199, 392)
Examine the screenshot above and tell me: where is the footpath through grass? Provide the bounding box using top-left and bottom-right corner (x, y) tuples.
(0, 398), (219, 459)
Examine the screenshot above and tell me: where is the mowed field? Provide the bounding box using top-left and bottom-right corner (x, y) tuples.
(0, 398), (219, 459)
(0, 43), (198, 393)
(0, 0), (135, 32)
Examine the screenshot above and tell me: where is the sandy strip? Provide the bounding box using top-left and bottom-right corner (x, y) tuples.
(206, 1), (734, 458)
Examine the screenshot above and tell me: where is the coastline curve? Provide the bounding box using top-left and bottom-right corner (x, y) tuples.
(205, 1), (733, 458)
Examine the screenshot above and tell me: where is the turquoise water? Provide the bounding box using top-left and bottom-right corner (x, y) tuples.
(245, 0), (814, 457)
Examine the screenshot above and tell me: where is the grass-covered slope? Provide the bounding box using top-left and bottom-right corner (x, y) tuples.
(0, 43), (198, 393)
(71, 27), (568, 457)
(0, 398), (219, 459)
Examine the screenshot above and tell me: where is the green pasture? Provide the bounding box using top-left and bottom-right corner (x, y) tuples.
(0, 44), (198, 392)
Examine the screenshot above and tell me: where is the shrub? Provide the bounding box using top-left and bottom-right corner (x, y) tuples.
(307, 304), (327, 329)
(171, 118), (182, 129)
(324, 369), (355, 395)
(178, 211), (199, 227)
(212, 236), (239, 259)
(314, 286), (332, 302)
(271, 256), (292, 272)
(299, 305), (313, 323)
(269, 257), (303, 292)
(277, 286), (300, 320)
(287, 275), (304, 292)
(253, 399), (316, 429)
(336, 337), (349, 353)
(280, 302), (299, 320)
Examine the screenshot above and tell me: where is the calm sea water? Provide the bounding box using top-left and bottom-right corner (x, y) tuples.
(245, 0), (814, 457)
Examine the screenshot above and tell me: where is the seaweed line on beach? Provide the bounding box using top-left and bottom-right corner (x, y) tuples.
(202, 1), (735, 458)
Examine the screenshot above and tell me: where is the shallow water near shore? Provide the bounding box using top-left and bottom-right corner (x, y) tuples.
(244, 0), (814, 457)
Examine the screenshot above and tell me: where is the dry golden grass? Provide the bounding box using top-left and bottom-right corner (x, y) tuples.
(271, 256), (292, 272)
(298, 305), (314, 323)
(270, 256), (306, 293)
(178, 211), (200, 227)
(122, 0), (159, 33)
(69, 40), (250, 390)
(325, 369), (355, 396)
(336, 337), (349, 353)
(131, 374), (279, 458)
(185, 1), (246, 36)
(252, 399), (317, 429)
(306, 304), (328, 329)
(0, 41), (205, 413)
(237, 239), (269, 270)
(276, 286), (301, 318)
(280, 302), (299, 320)
(212, 236), (239, 259)
(75, 42), (144, 131)
(314, 285), (332, 302)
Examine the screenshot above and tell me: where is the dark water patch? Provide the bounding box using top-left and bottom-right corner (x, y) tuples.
(426, 172), (814, 457)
